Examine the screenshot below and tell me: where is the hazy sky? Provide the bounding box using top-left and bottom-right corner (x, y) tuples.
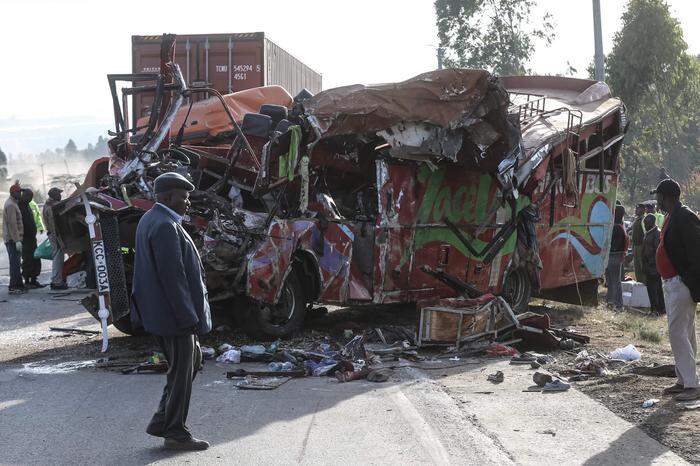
(1, 0), (698, 125)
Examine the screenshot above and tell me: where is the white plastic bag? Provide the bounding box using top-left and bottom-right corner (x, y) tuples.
(609, 344), (641, 361)
(200, 346), (216, 360)
(241, 345), (266, 355)
(216, 349), (241, 364)
(66, 271), (87, 288)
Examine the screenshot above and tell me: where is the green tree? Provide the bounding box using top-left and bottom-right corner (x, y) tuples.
(606, 0), (700, 207)
(85, 143), (95, 157)
(0, 146), (6, 166)
(95, 135), (108, 155)
(435, 0), (554, 75)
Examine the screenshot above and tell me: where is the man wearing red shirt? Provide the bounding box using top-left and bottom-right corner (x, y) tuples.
(652, 179), (700, 401)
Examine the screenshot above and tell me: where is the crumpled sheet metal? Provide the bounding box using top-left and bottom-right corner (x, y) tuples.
(246, 219), (362, 305)
(378, 123), (463, 161)
(136, 85), (294, 143)
(303, 69), (492, 137)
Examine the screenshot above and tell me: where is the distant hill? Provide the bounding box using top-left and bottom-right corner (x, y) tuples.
(0, 116), (111, 156)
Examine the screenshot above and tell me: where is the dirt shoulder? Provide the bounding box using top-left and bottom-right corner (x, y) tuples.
(536, 300), (700, 464)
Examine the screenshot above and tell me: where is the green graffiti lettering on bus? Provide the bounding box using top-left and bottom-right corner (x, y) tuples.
(411, 166), (523, 261)
(406, 167), (618, 267)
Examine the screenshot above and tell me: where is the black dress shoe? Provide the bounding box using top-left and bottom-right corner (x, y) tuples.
(163, 437), (210, 451)
(30, 280), (46, 288)
(50, 283), (69, 290)
(146, 425), (164, 437)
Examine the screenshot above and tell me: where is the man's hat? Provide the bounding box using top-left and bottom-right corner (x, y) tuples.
(48, 187), (63, 197)
(153, 172), (195, 194)
(650, 178), (681, 197)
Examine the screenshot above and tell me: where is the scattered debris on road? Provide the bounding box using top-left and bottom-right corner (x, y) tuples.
(642, 398), (660, 408)
(542, 379), (570, 392)
(609, 344), (642, 361)
(630, 364), (676, 377)
(677, 400), (700, 411)
(487, 370), (504, 383)
(49, 327), (100, 336)
(231, 376), (292, 390)
(533, 371), (553, 387)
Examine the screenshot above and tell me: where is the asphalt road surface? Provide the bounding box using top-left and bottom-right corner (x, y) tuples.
(0, 252), (687, 465)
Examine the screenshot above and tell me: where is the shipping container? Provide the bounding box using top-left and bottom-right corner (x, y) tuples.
(131, 33), (321, 123)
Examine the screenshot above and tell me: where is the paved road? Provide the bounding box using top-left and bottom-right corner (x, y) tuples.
(0, 263), (509, 465)
(0, 252), (687, 465)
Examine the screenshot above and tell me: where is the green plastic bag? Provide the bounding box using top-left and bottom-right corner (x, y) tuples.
(34, 238), (53, 260)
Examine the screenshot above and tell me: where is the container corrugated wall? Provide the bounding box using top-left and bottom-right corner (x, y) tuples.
(264, 38), (322, 96)
(132, 33), (321, 124)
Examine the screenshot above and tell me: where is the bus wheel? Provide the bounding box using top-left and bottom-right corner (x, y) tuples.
(237, 271), (306, 339)
(502, 268), (532, 313)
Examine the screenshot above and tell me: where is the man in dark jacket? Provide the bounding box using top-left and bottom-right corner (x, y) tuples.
(131, 172), (212, 450)
(652, 179), (700, 401)
(18, 188), (44, 288)
(42, 187), (67, 290)
(605, 204), (628, 310)
(631, 204), (646, 284)
(641, 214), (664, 314)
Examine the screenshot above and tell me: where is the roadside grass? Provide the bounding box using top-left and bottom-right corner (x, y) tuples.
(611, 312), (665, 344)
(541, 302), (667, 345)
(638, 326), (663, 343)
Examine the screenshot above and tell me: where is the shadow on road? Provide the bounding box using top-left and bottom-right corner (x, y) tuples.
(582, 398), (684, 466)
(0, 305), (420, 463)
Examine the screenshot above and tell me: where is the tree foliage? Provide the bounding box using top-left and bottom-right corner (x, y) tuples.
(64, 139), (78, 155)
(95, 135), (108, 156)
(0, 146), (6, 165)
(435, 0), (553, 75)
(606, 0), (700, 208)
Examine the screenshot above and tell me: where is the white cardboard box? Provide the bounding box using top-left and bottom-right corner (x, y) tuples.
(622, 280), (651, 308)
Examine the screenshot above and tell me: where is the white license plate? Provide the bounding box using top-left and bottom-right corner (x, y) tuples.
(92, 240), (111, 294)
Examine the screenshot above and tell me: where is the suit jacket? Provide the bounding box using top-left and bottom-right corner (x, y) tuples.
(642, 227), (660, 277)
(130, 204), (212, 336)
(631, 217), (644, 247)
(663, 203), (700, 302)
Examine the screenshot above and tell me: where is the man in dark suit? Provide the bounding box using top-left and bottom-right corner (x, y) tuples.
(641, 214), (664, 314)
(631, 203), (646, 284)
(131, 172), (212, 450)
(652, 179), (700, 401)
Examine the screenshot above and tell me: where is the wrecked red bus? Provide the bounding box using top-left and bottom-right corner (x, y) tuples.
(53, 35), (627, 340)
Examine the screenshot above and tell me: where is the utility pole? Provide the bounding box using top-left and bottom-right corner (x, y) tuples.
(437, 47), (445, 70)
(40, 163), (46, 195)
(592, 0), (605, 81)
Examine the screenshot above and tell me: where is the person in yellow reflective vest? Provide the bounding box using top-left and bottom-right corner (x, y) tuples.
(29, 198), (45, 233)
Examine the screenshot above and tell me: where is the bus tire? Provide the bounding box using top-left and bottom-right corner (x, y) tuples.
(502, 268), (532, 313)
(237, 271), (306, 339)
